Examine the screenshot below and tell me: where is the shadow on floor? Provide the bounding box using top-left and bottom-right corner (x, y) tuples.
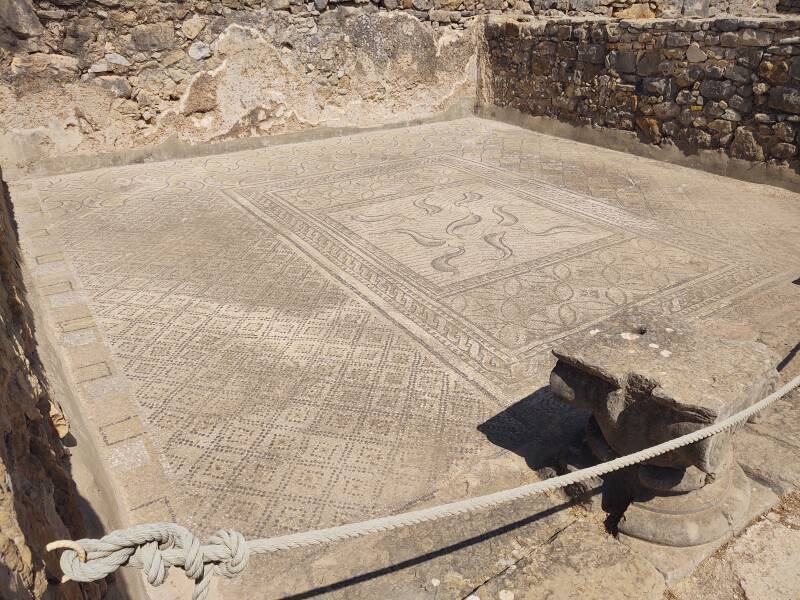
(280, 495), (582, 600)
(479, 385), (635, 534)
(778, 340), (800, 373)
(477, 385), (589, 472)
(0, 169), (136, 600)
(274, 387), (593, 600)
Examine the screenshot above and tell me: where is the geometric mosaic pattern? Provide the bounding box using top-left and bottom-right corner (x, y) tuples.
(18, 118), (800, 539)
(229, 152), (786, 397)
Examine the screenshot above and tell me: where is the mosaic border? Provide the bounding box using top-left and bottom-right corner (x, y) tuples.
(9, 183), (177, 526)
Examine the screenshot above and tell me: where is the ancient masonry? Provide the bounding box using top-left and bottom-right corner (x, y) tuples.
(1, 0), (800, 599)
(2, 2), (800, 173)
(484, 16), (800, 165)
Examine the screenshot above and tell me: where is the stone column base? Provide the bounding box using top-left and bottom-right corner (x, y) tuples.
(617, 469), (778, 583)
(620, 464), (751, 548)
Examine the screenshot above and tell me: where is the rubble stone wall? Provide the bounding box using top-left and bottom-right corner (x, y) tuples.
(4, 0), (797, 174)
(483, 15), (800, 167)
(4, 1), (800, 172)
(532, 0), (782, 19)
(0, 1), (485, 172)
(0, 170), (103, 599)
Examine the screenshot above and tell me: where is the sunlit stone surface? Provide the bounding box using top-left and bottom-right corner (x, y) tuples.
(11, 118), (800, 551)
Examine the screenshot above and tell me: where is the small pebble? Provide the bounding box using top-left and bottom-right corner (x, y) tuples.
(621, 332), (640, 340)
(431, 579), (440, 587)
(589, 328), (600, 335)
(648, 343), (659, 349)
(660, 349), (672, 358)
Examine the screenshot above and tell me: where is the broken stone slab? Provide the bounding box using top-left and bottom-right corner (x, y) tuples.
(670, 494), (800, 599)
(549, 314), (780, 582)
(10, 53), (79, 81)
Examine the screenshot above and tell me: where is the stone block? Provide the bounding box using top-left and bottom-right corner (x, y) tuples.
(735, 47), (763, 69)
(105, 52), (132, 67)
(429, 9), (459, 21)
(181, 15), (205, 39)
(666, 32), (692, 47)
(188, 40), (212, 60)
(637, 51), (663, 76)
(635, 117), (661, 140)
(653, 101), (680, 119)
(681, 0), (709, 16)
(686, 43), (707, 63)
(94, 75), (132, 98)
(770, 141), (797, 159)
(644, 77), (676, 99)
(699, 78), (736, 100)
(132, 22), (176, 52)
(615, 3), (655, 18)
(724, 63), (751, 83)
(759, 59), (790, 85)
(577, 43), (605, 64)
(769, 86), (800, 114)
(549, 315), (780, 582)
(613, 50), (637, 74)
(739, 28), (773, 47)
(714, 18), (742, 32)
(720, 31), (739, 47)
(550, 316), (778, 474)
(0, 0), (42, 37)
(10, 53), (79, 81)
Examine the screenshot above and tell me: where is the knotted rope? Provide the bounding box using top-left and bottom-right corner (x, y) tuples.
(48, 524), (248, 599)
(48, 374), (800, 599)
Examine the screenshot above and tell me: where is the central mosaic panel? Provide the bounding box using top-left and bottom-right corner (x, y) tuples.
(333, 181), (612, 288)
(227, 154), (774, 394)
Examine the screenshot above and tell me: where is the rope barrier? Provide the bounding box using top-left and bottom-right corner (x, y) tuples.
(48, 374), (800, 600)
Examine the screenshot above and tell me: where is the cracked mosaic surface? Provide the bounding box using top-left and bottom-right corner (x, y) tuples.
(18, 118), (800, 537)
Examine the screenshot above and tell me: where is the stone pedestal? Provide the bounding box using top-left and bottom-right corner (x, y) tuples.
(549, 315), (780, 582)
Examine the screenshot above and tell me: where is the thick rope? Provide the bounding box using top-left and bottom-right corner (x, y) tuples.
(48, 374), (800, 599)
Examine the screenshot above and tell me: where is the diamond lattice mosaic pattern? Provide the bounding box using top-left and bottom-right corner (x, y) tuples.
(22, 118), (800, 537)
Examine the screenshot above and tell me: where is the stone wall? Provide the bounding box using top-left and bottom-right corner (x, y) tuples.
(483, 15), (800, 167)
(531, 0), (783, 20)
(4, 1), (800, 174)
(0, 0), (485, 171)
(0, 170), (103, 598)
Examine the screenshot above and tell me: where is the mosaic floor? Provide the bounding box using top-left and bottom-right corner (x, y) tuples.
(11, 118), (800, 543)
